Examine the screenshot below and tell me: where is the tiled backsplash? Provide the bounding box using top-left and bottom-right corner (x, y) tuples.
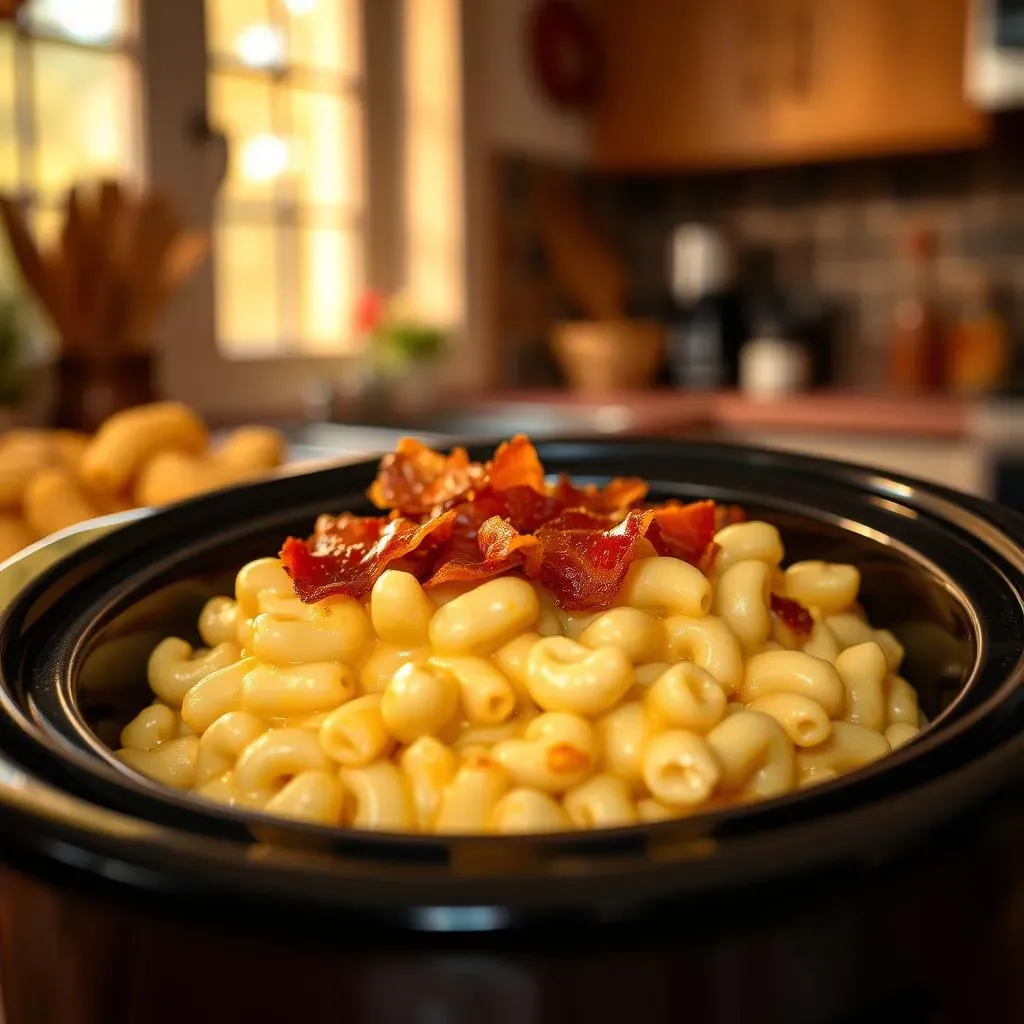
(495, 137), (1024, 388)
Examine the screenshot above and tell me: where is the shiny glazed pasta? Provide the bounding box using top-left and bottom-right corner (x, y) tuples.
(117, 528), (925, 834)
(0, 405), (287, 565)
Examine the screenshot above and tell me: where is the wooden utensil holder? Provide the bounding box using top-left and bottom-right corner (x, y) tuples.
(52, 354), (157, 433)
(551, 320), (666, 394)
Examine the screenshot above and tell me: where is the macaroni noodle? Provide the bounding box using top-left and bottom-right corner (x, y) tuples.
(705, 710), (795, 799)
(525, 636), (634, 716)
(490, 788), (571, 833)
(713, 521), (784, 574)
(783, 561), (861, 615)
(564, 774), (637, 828)
(579, 607), (666, 665)
(597, 700), (648, 789)
(714, 560), (772, 649)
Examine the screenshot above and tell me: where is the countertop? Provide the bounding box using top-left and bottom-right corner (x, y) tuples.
(453, 390), (974, 440)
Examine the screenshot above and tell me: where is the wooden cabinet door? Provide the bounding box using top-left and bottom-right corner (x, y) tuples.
(593, 0), (986, 169)
(869, 0), (986, 148)
(767, 0), (885, 158)
(768, 0), (986, 161)
(593, 0), (769, 170)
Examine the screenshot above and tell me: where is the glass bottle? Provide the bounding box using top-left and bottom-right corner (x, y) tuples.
(888, 226), (946, 393)
(948, 272), (1010, 396)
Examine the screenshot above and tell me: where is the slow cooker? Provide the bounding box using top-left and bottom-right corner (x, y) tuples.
(0, 439), (1022, 1024)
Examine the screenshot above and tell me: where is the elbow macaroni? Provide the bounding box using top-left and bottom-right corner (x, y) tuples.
(117, 534), (921, 832)
(713, 560), (772, 649)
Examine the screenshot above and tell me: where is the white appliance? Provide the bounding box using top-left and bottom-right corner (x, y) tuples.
(967, 0), (1024, 108)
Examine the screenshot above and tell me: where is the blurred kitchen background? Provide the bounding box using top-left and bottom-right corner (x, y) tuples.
(2, 0), (1024, 512)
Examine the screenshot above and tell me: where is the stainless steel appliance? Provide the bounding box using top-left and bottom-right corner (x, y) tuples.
(967, 0), (1024, 108)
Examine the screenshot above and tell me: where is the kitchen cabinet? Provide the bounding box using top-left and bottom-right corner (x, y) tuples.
(593, 0), (764, 169)
(594, 0), (989, 170)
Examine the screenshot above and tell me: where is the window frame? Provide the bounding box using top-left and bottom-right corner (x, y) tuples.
(3, 2), (143, 201)
(0, 2), (144, 359)
(140, 0), (406, 419)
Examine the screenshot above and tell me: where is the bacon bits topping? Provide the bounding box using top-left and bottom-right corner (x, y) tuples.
(282, 436), (738, 610)
(770, 593), (814, 638)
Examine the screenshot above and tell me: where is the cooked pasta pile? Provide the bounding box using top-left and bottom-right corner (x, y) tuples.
(0, 402), (286, 563)
(115, 437), (924, 833)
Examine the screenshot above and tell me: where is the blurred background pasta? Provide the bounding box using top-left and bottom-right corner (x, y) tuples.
(0, 402), (286, 563)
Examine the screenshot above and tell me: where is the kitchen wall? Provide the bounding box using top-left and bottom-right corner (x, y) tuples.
(475, 0), (590, 165)
(494, 129), (1024, 388)
(460, 0), (592, 388)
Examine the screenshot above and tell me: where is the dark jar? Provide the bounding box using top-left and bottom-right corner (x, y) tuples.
(51, 354), (157, 433)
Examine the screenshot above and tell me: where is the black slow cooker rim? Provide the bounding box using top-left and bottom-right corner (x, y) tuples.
(0, 438), (1022, 928)
(35, 479), (1008, 844)
(1, 680), (1023, 934)
(27, 439), (1024, 834)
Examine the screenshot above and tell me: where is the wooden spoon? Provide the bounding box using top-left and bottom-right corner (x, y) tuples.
(121, 191), (183, 350)
(80, 179), (124, 352)
(533, 169), (627, 321)
(58, 185), (91, 349)
(127, 230), (208, 347)
(0, 195), (73, 341)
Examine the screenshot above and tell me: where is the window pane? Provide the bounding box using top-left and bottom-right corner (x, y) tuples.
(287, 0), (360, 76)
(0, 30), (17, 193)
(288, 86), (362, 209)
(215, 221), (281, 356)
(25, 0), (131, 45)
(298, 226), (361, 351)
(206, 0), (272, 62)
(33, 43), (139, 193)
(209, 72), (277, 202)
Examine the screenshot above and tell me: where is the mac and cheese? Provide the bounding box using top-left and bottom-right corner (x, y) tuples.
(117, 523), (924, 832)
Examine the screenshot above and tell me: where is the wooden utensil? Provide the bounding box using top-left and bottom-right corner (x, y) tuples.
(2, 178), (207, 359)
(533, 168), (627, 320)
(58, 185), (91, 348)
(103, 187), (140, 351)
(128, 230), (208, 346)
(0, 196), (73, 341)
(80, 179), (124, 351)
(121, 192), (185, 349)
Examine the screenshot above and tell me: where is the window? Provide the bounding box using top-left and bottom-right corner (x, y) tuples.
(0, 0), (467, 416)
(0, 0), (142, 353)
(205, 0), (365, 356)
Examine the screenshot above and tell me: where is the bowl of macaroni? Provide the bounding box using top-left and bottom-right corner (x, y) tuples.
(0, 436), (1022, 1023)
(103, 442), (945, 832)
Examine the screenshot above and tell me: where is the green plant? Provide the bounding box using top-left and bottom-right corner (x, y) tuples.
(0, 295), (26, 407)
(354, 289), (448, 371)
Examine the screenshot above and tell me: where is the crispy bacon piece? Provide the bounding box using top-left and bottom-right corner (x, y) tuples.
(487, 435), (546, 493)
(457, 486), (560, 535)
(281, 510), (457, 603)
(369, 434), (544, 516)
(283, 437), (755, 611)
(533, 508), (656, 610)
(715, 504), (748, 530)
(422, 516), (542, 588)
(369, 434), (648, 520)
(368, 438), (480, 516)
(698, 542), (721, 576)
(647, 500), (717, 566)
(309, 512), (385, 553)
(552, 474), (648, 514)
(770, 593), (814, 637)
